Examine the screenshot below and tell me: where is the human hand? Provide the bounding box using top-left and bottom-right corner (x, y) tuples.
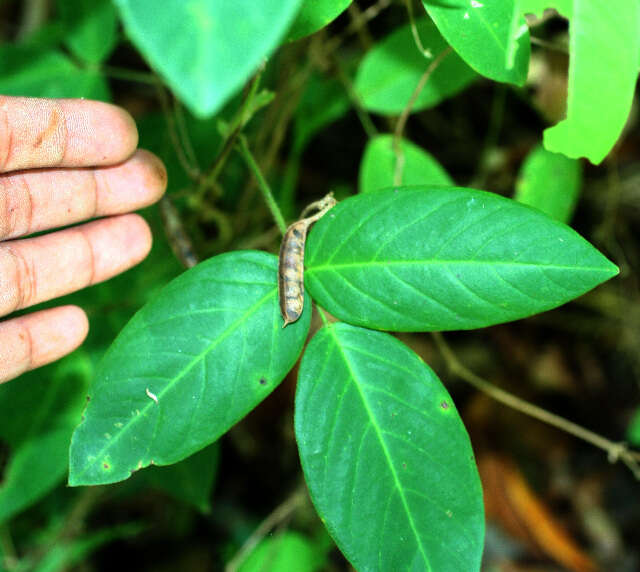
(0, 96), (167, 383)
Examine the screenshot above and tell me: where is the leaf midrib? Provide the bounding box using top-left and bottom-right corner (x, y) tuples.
(72, 288), (277, 482)
(307, 259), (613, 274)
(325, 326), (432, 571)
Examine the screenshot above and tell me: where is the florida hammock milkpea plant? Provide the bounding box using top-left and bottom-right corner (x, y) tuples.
(69, 189), (618, 571)
(0, 0), (638, 570)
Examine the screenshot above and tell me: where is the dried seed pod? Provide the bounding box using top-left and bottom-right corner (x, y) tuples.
(278, 193), (336, 328)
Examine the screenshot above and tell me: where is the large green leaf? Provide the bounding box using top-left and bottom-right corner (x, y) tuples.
(515, 143), (582, 223)
(69, 251), (310, 486)
(296, 323), (484, 571)
(542, 0), (640, 164)
(305, 187), (618, 331)
(57, 0), (119, 64)
(113, 0), (303, 118)
(354, 18), (477, 115)
(288, 0), (352, 41)
(359, 134), (453, 193)
(422, 0), (530, 85)
(0, 45), (109, 100)
(0, 352), (91, 524)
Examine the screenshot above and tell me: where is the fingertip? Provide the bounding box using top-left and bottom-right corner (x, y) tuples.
(60, 305), (90, 348)
(62, 99), (139, 165)
(131, 149), (168, 201)
(123, 213), (153, 264)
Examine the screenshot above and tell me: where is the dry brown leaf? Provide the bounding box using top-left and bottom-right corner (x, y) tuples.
(479, 453), (598, 572)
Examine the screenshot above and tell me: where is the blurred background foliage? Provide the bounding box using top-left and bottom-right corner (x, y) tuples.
(0, 0), (639, 570)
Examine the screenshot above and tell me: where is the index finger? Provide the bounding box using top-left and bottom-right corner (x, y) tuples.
(0, 96), (139, 173)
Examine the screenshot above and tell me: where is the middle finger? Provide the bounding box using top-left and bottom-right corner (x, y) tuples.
(0, 149), (166, 240)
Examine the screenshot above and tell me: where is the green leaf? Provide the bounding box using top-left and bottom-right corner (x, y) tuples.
(515, 144), (582, 223)
(542, 0), (640, 164)
(422, 0), (530, 85)
(305, 187), (618, 331)
(69, 251), (310, 486)
(288, 0), (352, 41)
(627, 409), (640, 447)
(113, 0), (303, 118)
(57, 0), (119, 64)
(296, 323), (484, 571)
(359, 134), (453, 193)
(354, 18), (477, 115)
(0, 352), (91, 524)
(0, 45), (109, 100)
(239, 531), (327, 572)
(141, 443), (219, 513)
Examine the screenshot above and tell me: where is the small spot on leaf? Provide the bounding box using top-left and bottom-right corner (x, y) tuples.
(446, 510), (453, 518)
(259, 377), (267, 385)
(103, 463), (110, 470)
(440, 400), (450, 410)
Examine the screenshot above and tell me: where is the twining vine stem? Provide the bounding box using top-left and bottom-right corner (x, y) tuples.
(431, 332), (640, 480)
(392, 47), (452, 186)
(225, 485), (307, 572)
(236, 135), (287, 235)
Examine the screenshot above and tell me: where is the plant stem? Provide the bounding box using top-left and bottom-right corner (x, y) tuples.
(225, 484), (307, 572)
(432, 332), (640, 479)
(393, 47), (452, 185)
(101, 66), (159, 85)
(237, 136), (287, 235)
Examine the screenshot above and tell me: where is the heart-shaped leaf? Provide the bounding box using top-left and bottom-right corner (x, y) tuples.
(305, 187), (618, 331)
(359, 134), (453, 193)
(354, 18), (477, 115)
(296, 323), (484, 571)
(69, 251), (310, 486)
(113, 0), (303, 118)
(422, 0), (530, 85)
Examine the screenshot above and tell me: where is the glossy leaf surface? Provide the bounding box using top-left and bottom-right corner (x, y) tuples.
(422, 0), (530, 85)
(69, 251), (310, 486)
(296, 323), (484, 571)
(288, 0), (352, 40)
(113, 0), (303, 117)
(305, 187), (618, 331)
(515, 144), (582, 223)
(359, 134), (453, 193)
(543, 0), (640, 164)
(354, 19), (477, 115)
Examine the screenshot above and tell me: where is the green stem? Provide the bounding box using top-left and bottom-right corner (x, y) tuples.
(237, 136), (287, 235)
(101, 66), (158, 85)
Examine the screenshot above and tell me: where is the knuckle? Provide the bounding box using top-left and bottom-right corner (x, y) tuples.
(76, 227), (97, 286)
(0, 174), (33, 239)
(7, 246), (36, 310)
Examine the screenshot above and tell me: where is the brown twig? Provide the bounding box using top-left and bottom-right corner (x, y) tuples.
(393, 47), (452, 185)
(432, 332), (640, 479)
(224, 485), (307, 572)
